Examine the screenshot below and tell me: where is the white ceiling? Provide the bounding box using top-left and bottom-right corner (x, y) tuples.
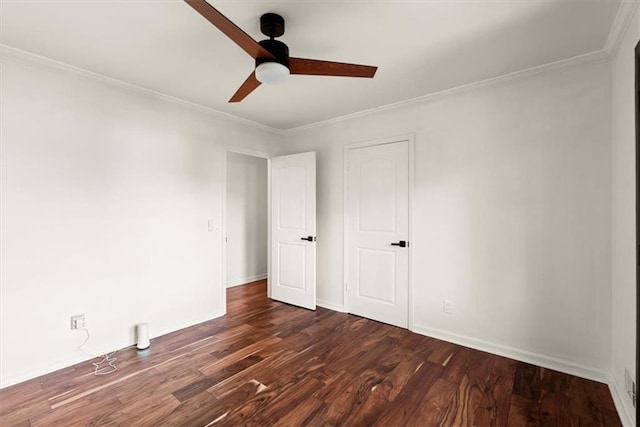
(1, 0), (621, 130)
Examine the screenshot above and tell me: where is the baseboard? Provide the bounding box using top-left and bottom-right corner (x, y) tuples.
(317, 299), (345, 312)
(609, 373), (635, 427)
(411, 324), (609, 383)
(226, 274), (267, 288)
(150, 310), (226, 343)
(0, 309), (225, 390)
(0, 354), (99, 389)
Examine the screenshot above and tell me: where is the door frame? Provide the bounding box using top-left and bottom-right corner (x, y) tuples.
(221, 146), (271, 313)
(635, 39), (639, 424)
(343, 134), (415, 330)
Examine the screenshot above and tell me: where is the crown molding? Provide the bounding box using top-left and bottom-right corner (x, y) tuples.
(284, 49), (610, 135)
(0, 44), (284, 136)
(605, 1), (640, 58)
(0, 42), (614, 137)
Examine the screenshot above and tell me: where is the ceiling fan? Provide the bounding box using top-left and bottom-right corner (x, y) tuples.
(184, 0), (378, 103)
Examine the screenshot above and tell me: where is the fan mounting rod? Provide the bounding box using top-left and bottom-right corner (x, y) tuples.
(260, 13), (285, 39)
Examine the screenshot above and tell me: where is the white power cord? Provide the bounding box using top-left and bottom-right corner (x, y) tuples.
(77, 328), (118, 376)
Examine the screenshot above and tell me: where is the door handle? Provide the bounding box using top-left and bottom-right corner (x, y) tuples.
(391, 240), (407, 248)
(301, 236), (316, 242)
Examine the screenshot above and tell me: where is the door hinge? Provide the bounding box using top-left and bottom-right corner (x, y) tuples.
(345, 282), (349, 292)
(346, 162), (350, 172)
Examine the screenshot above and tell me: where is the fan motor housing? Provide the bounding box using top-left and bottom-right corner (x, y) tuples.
(256, 39), (289, 68)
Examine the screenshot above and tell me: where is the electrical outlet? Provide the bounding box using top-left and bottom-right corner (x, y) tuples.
(443, 299), (453, 314)
(70, 314), (85, 330)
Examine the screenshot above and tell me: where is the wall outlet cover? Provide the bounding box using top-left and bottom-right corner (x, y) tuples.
(443, 299), (453, 314)
(70, 314), (85, 330)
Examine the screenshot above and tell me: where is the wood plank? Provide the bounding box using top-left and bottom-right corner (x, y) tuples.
(473, 355), (517, 427)
(162, 382), (256, 426)
(198, 336), (282, 376)
(338, 371), (393, 426)
(410, 378), (458, 426)
(371, 348), (424, 401)
(30, 390), (123, 427)
(567, 375), (622, 426)
(96, 393), (181, 426)
(539, 389), (572, 427)
(507, 394), (540, 427)
(172, 354), (263, 402)
(512, 361), (542, 401)
(244, 376), (324, 424)
(316, 372), (386, 426)
(272, 395), (325, 426)
(443, 347), (494, 426)
(313, 369), (357, 402)
(373, 361), (445, 426)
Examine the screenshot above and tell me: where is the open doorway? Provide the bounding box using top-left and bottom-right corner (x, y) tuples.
(223, 149), (269, 309)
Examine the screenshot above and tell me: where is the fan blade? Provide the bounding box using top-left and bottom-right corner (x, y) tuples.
(289, 57), (377, 78)
(184, 0), (274, 60)
(229, 71), (261, 102)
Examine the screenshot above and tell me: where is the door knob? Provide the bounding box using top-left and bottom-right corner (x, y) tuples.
(390, 240), (407, 247)
(301, 236), (316, 241)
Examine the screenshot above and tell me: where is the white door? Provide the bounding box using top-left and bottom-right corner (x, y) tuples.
(270, 152), (316, 310)
(346, 141), (409, 328)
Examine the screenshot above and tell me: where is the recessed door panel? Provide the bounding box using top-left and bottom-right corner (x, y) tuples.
(278, 166), (306, 230)
(358, 159), (397, 233)
(278, 243), (306, 290)
(357, 248), (396, 304)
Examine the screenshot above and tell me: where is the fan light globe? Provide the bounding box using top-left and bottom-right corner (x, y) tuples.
(255, 62), (290, 85)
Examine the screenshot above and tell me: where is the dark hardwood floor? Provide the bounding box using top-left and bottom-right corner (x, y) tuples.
(0, 280), (621, 426)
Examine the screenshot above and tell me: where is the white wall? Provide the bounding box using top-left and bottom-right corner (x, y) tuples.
(282, 60), (612, 378)
(225, 152), (268, 287)
(611, 7), (639, 425)
(0, 50), (282, 387)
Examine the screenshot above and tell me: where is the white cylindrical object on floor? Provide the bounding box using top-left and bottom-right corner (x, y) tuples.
(136, 322), (150, 350)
